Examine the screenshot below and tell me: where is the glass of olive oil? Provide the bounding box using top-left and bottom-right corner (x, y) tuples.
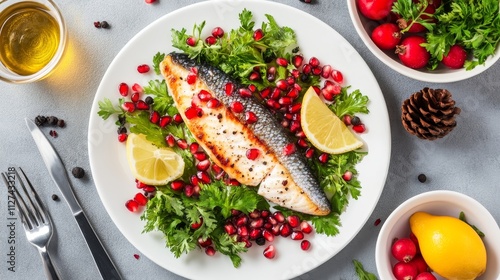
(0, 0), (66, 83)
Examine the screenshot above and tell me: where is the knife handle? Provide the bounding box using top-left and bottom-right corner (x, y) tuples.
(74, 211), (122, 280)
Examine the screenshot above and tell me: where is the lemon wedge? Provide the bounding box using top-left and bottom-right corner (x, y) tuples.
(126, 133), (184, 185)
(300, 87), (363, 154)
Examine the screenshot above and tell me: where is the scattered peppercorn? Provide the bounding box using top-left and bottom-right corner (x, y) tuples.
(51, 194), (59, 201)
(117, 126), (127, 134)
(351, 116), (361, 126)
(299, 0), (312, 3)
(72, 167), (85, 179)
(418, 173), (427, 183)
(49, 130), (58, 138)
(144, 96), (154, 105)
(35, 115), (47, 126)
(118, 115), (126, 125)
(57, 119), (65, 128)
(100, 21), (110, 29)
(48, 116), (58, 125)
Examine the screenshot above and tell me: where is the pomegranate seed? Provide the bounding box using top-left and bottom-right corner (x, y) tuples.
(206, 98), (221, 108)
(250, 218), (264, 229)
(137, 64), (150, 73)
(253, 29), (264, 41)
(245, 111), (258, 124)
(143, 186), (155, 193)
(134, 193), (148, 206)
(300, 221), (313, 234)
(198, 89), (212, 101)
(288, 103), (301, 114)
(192, 185), (201, 196)
(267, 216), (278, 225)
(186, 73), (197, 85)
(281, 119), (290, 128)
(343, 115), (352, 126)
(133, 254), (140, 260)
(230, 101), (244, 113)
(191, 218), (203, 230)
(270, 88), (281, 100)
(173, 113), (183, 123)
(197, 171), (211, 184)
(291, 231), (304, 240)
(302, 64), (312, 75)
(276, 57), (288, 67)
(118, 133), (128, 142)
(186, 36), (197, 46)
(131, 92), (140, 103)
(352, 124), (366, 133)
(158, 116), (171, 128)
(309, 57), (320, 67)
(246, 148), (260, 160)
(225, 82), (234, 96)
(150, 111), (160, 124)
(249, 71), (260, 81)
(286, 76), (295, 85)
(312, 86), (321, 94)
(260, 87), (271, 99)
(249, 228), (262, 240)
(118, 82), (129, 96)
(267, 66), (276, 81)
(292, 55), (304, 68)
(374, 218), (382, 226)
(290, 121), (301, 133)
(287, 215), (300, 228)
(228, 179), (240, 186)
(342, 170), (353, 181)
(263, 222), (272, 230)
(193, 152), (207, 161)
(231, 209), (242, 216)
(196, 160), (211, 171)
(211, 164), (223, 174)
(205, 36), (217, 45)
(266, 99), (281, 110)
(132, 83), (143, 93)
(189, 142), (200, 153)
(237, 226), (249, 237)
(238, 88), (252, 98)
(205, 246), (216, 256)
(198, 237), (213, 247)
(305, 148), (315, 158)
(121, 102), (135, 113)
(185, 106), (202, 119)
(301, 240), (311, 251)
(287, 88), (299, 99)
(272, 211), (285, 223)
(318, 153), (329, 163)
(276, 79), (288, 90)
(176, 139), (188, 149)
(125, 199), (139, 212)
(134, 100), (148, 111)
(280, 223), (293, 237)
(165, 134), (175, 147)
(331, 69), (344, 84)
(263, 245), (276, 259)
(279, 97), (293, 105)
(271, 224), (281, 236)
(224, 223), (236, 235)
(297, 138), (309, 148)
(262, 229), (274, 242)
(190, 175), (200, 186)
(293, 83), (302, 92)
(312, 66), (322, 76)
(235, 216), (249, 227)
(261, 210), (270, 218)
(171, 180), (185, 191)
(283, 143), (296, 156)
(321, 65), (332, 78)
(136, 180), (148, 189)
(322, 90), (335, 102)
(184, 184), (195, 197)
(212, 27), (224, 38)
(249, 210), (261, 219)
(291, 69), (300, 78)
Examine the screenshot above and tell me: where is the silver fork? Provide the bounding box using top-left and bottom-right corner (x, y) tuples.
(2, 167), (61, 280)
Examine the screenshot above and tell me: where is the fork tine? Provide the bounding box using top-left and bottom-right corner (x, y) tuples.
(2, 172), (32, 229)
(17, 168), (49, 223)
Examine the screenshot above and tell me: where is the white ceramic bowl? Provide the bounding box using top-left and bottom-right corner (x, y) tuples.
(346, 0), (500, 83)
(375, 190), (500, 280)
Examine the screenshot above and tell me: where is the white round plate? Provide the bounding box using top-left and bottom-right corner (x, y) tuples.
(88, 1), (391, 279)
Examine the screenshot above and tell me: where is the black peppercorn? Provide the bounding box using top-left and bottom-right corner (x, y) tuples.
(35, 115), (47, 126)
(100, 21), (110, 29)
(145, 96), (154, 105)
(72, 167), (85, 179)
(57, 119), (65, 127)
(351, 116), (361, 126)
(255, 237), (266, 246)
(418, 174), (427, 183)
(47, 116), (58, 125)
(117, 126), (127, 134)
(51, 194), (59, 201)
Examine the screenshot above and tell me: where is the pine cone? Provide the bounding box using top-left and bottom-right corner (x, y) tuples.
(401, 87), (461, 140)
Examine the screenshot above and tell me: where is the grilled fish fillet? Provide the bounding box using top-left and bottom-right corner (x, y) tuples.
(161, 53), (331, 216)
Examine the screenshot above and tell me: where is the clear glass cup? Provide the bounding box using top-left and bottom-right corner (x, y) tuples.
(0, 0), (66, 83)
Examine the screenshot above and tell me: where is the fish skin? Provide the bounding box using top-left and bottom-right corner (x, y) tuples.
(161, 53), (331, 215)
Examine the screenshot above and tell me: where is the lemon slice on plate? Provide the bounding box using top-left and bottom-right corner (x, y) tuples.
(126, 133), (184, 185)
(301, 87), (363, 154)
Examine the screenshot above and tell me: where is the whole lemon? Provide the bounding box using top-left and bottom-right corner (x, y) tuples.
(410, 211), (487, 280)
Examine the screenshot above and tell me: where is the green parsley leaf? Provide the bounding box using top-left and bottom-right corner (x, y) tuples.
(152, 52), (165, 75)
(97, 98), (123, 120)
(330, 87), (369, 118)
(353, 260), (378, 280)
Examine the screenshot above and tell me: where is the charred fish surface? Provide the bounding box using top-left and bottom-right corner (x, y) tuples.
(161, 53), (331, 215)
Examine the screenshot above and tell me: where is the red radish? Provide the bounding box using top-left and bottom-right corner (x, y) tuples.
(396, 36), (430, 69)
(409, 232), (420, 254)
(441, 45), (467, 69)
(391, 238), (417, 263)
(263, 245), (276, 259)
(408, 255), (429, 274)
(393, 261), (418, 280)
(371, 23), (401, 50)
(415, 272), (437, 280)
(357, 0), (396, 20)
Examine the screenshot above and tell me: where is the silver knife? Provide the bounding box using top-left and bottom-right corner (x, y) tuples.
(26, 118), (122, 280)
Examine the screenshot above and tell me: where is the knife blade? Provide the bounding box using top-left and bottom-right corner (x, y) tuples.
(26, 118), (122, 280)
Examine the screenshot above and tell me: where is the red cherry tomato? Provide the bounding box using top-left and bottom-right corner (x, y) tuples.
(357, 0), (396, 20)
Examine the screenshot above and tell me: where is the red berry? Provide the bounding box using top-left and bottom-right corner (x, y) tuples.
(415, 272), (437, 280)
(371, 23), (401, 50)
(357, 0), (394, 20)
(125, 199), (139, 212)
(165, 134), (175, 147)
(331, 70), (344, 84)
(391, 238), (417, 263)
(408, 255), (429, 274)
(300, 240), (311, 251)
(137, 64), (150, 73)
(135, 100), (149, 110)
(263, 245), (276, 259)
(393, 261), (418, 280)
(396, 36), (430, 69)
(131, 92), (140, 103)
(197, 89), (212, 101)
(441, 44), (467, 69)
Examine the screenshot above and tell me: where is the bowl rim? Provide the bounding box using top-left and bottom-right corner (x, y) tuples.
(375, 190), (500, 279)
(346, 0), (500, 83)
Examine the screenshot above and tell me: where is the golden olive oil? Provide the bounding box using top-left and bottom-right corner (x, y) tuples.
(0, 2), (60, 76)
